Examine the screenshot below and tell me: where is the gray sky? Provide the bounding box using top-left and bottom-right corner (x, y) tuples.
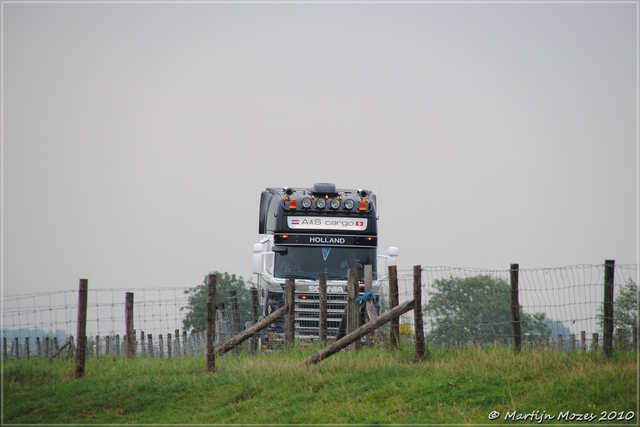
(2, 1), (637, 297)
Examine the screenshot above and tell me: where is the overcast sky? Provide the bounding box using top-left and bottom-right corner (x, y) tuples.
(2, 1), (637, 297)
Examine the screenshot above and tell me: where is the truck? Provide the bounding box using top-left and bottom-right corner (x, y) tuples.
(251, 182), (398, 347)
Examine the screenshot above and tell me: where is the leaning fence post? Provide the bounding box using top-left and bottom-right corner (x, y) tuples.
(413, 265), (426, 360)
(389, 265), (399, 350)
(510, 264), (522, 354)
(75, 278), (88, 378)
(206, 273), (216, 372)
(603, 260), (615, 358)
(285, 278), (295, 347)
(126, 292), (135, 358)
(319, 273), (328, 344)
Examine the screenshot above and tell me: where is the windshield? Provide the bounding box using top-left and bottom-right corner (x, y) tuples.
(274, 246), (377, 280)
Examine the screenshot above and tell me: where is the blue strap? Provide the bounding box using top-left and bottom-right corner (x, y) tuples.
(355, 290), (374, 308)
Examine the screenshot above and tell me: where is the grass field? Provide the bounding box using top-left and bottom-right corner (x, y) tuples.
(3, 344), (637, 424)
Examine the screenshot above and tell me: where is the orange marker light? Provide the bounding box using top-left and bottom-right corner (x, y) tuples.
(359, 200), (367, 210)
(289, 199), (297, 209)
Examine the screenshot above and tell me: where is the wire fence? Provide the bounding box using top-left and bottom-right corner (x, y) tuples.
(386, 263), (638, 350)
(3, 263), (638, 373)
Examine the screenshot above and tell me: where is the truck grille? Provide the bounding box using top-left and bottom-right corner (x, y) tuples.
(294, 292), (348, 338)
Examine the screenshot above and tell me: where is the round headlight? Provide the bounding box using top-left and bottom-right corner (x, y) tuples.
(316, 198), (326, 208)
(330, 198), (341, 209)
(301, 197), (312, 208)
(344, 199), (355, 210)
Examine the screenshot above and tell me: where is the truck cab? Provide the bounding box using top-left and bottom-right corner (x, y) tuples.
(252, 183), (398, 344)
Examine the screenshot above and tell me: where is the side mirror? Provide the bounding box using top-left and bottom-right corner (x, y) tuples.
(253, 252), (264, 275)
(253, 243), (265, 275)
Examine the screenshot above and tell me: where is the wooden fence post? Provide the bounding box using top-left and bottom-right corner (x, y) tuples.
(140, 331), (145, 358)
(347, 267), (360, 351)
(116, 335), (121, 357)
(557, 334), (563, 352)
(126, 292), (135, 358)
(36, 337), (41, 358)
(75, 278), (88, 378)
(581, 331), (586, 353)
(147, 334), (153, 358)
(206, 273), (216, 372)
(251, 287), (259, 352)
(182, 331), (188, 357)
(319, 273), (328, 344)
(159, 335), (164, 359)
(510, 264), (522, 354)
(174, 329), (180, 358)
(570, 334), (576, 352)
(592, 333), (599, 352)
(105, 336), (110, 357)
(285, 278), (295, 347)
(603, 260), (615, 358)
(230, 290), (240, 337)
(167, 334), (173, 360)
(24, 338), (30, 359)
(389, 265), (399, 350)
(413, 265), (426, 360)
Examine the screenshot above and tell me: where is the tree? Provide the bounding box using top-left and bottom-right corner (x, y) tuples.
(597, 278), (637, 336)
(181, 271), (255, 331)
(424, 275), (550, 345)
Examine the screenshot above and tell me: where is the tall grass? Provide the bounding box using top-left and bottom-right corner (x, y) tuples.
(3, 344), (637, 424)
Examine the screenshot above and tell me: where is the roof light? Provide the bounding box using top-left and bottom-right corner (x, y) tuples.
(289, 199), (297, 209)
(359, 200), (367, 210)
(330, 198), (341, 209)
(344, 199), (355, 210)
(316, 198), (326, 208)
(301, 197), (312, 208)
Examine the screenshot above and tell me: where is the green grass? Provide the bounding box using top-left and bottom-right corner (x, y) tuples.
(3, 344), (637, 424)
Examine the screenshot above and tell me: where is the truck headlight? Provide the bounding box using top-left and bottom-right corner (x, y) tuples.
(330, 198), (341, 209)
(316, 198), (326, 208)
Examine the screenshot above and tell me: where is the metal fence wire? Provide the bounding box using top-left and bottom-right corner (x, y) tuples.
(3, 263), (638, 372)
